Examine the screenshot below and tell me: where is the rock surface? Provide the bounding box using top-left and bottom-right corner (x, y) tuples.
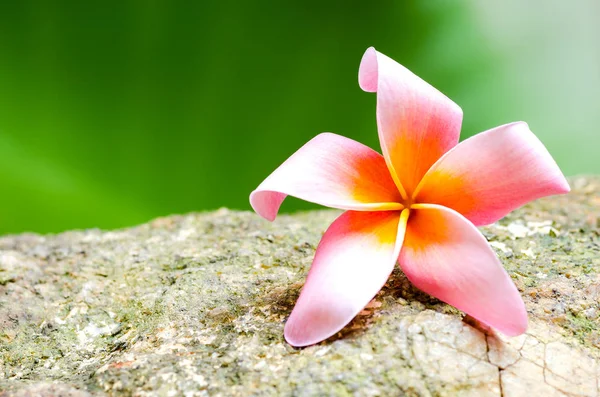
(1, 176), (599, 396)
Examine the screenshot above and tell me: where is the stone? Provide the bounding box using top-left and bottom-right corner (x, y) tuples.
(0, 176), (599, 396)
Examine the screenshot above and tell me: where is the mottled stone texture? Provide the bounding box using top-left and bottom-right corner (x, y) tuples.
(1, 176), (599, 397)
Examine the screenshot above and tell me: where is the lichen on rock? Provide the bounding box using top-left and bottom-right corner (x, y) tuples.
(1, 177), (599, 396)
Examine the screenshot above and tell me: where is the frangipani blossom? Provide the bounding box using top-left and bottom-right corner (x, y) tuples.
(250, 47), (570, 347)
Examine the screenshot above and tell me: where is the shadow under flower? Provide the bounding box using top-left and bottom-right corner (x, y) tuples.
(267, 266), (468, 347)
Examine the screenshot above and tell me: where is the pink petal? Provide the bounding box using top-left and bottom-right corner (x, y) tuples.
(284, 209), (409, 347)
(358, 47), (463, 197)
(250, 133), (402, 221)
(399, 204), (528, 336)
(414, 122), (570, 226)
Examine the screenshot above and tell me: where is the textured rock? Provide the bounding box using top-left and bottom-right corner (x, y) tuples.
(1, 176), (599, 396)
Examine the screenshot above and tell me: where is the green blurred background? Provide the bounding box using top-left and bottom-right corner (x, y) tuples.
(0, 1), (597, 235)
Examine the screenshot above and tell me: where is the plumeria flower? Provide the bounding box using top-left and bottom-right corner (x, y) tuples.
(249, 47), (570, 347)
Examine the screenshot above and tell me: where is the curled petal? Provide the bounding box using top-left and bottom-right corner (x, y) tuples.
(284, 209), (409, 347)
(359, 47), (463, 197)
(250, 133), (402, 221)
(414, 122), (570, 226)
(399, 204), (528, 336)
